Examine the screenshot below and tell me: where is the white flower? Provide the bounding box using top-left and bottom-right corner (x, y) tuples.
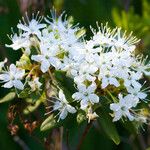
(127, 85), (147, 100)
(45, 11), (84, 53)
(72, 83), (99, 109)
(28, 77), (42, 91)
(110, 94), (136, 121)
(79, 61), (98, 75)
(31, 44), (61, 73)
(134, 56), (150, 76)
(0, 64), (25, 90)
(101, 76), (120, 89)
(90, 23), (139, 51)
(112, 28), (139, 51)
(84, 40), (102, 54)
(90, 23), (114, 47)
(53, 90), (76, 121)
(17, 14), (46, 37)
(74, 74), (96, 84)
(60, 56), (79, 76)
(6, 34), (30, 51)
(0, 58), (7, 72)
(111, 50), (134, 68)
(124, 72), (142, 88)
(75, 63), (97, 83)
(3, 11), (150, 125)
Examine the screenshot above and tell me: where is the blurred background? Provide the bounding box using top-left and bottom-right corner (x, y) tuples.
(0, 0), (150, 150)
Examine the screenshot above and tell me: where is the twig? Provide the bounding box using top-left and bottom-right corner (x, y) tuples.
(66, 129), (70, 150)
(77, 121), (93, 150)
(48, 69), (55, 81)
(44, 76), (63, 150)
(137, 133), (147, 150)
(147, 125), (150, 146)
(13, 135), (30, 150)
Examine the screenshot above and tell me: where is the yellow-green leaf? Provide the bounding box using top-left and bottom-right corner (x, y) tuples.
(0, 92), (16, 103)
(40, 114), (57, 131)
(23, 92), (46, 114)
(97, 108), (120, 145)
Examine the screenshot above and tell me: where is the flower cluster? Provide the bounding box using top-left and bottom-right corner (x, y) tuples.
(0, 11), (150, 124)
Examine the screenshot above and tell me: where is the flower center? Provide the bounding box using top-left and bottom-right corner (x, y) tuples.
(84, 92), (89, 96)
(10, 74), (15, 80)
(121, 106), (126, 111)
(45, 55), (49, 59)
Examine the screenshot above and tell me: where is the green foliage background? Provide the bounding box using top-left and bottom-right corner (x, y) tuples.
(0, 0), (150, 150)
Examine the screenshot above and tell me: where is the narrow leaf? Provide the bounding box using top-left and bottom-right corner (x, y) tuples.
(97, 108), (120, 145)
(40, 114), (57, 131)
(23, 92), (46, 114)
(0, 92), (16, 103)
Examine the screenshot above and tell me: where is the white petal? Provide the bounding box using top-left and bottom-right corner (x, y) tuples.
(41, 60), (50, 73)
(101, 77), (108, 89)
(113, 111), (122, 122)
(0, 74), (10, 82)
(13, 80), (24, 90)
(74, 75), (84, 84)
(15, 69), (25, 79)
(80, 98), (88, 110)
(110, 103), (120, 111)
(124, 79), (131, 87)
(126, 111), (134, 121)
(128, 45), (135, 52)
(66, 105), (76, 113)
(86, 75), (96, 82)
(53, 101), (62, 110)
(9, 64), (17, 74)
(3, 81), (13, 88)
(72, 92), (83, 100)
(131, 80), (141, 89)
(138, 92), (147, 99)
(144, 71), (150, 76)
(59, 108), (68, 120)
(131, 97), (139, 107)
(49, 57), (61, 69)
(17, 24), (29, 32)
(126, 86), (134, 93)
(109, 77), (119, 87)
(59, 90), (67, 102)
(88, 94), (99, 104)
(118, 94), (123, 101)
(78, 84), (86, 93)
(37, 23), (46, 29)
(88, 65), (98, 74)
(87, 84), (96, 93)
(31, 55), (44, 62)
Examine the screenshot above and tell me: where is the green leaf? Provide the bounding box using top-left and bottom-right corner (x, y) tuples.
(23, 99), (42, 115)
(0, 92), (16, 103)
(40, 114), (57, 131)
(97, 108), (120, 145)
(121, 121), (138, 134)
(23, 92), (46, 114)
(54, 70), (76, 102)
